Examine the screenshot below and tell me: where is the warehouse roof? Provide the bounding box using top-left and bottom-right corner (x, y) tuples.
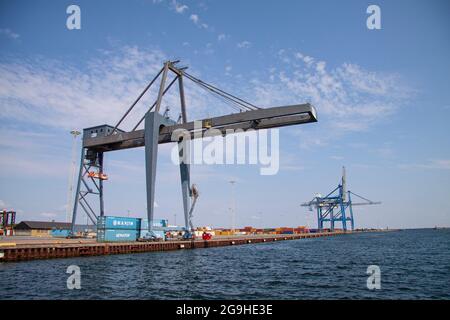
(15, 221), (73, 230)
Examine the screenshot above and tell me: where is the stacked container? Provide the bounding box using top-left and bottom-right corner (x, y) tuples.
(51, 229), (71, 238)
(97, 216), (140, 242)
(139, 219), (168, 240)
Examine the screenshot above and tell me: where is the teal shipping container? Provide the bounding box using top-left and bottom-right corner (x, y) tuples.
(140, 219), (168, 230)
(51, 229), (70, 237)
(97, 216), (141, 230)
(139, 229), (165, 240)
(97, 229), (138, 242)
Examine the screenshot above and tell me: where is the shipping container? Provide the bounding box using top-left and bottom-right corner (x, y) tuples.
(97, 229), (138, 242)
(140, 219), (168, 230)
(139, 229), (165, 240)
(51, 229), (70, 237)
(97, 216), (141, 230)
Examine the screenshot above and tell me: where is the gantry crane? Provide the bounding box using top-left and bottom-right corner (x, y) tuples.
(70, 60), (318, 239)
(301, 167), (380, 231)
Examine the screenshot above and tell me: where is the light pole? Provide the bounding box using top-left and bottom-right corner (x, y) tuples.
(229, 180), (236, 233)
(66, 130), (81, 223)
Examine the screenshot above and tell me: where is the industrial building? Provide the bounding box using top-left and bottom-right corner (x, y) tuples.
(14, 221), (93, 237)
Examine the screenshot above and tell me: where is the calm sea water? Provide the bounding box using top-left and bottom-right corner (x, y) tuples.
(0, 229), (449, 299)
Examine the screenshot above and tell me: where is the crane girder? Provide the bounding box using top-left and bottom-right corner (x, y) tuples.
(83, 103), (317, 152)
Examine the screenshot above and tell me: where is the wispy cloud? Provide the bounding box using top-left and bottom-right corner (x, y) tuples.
(0, 28), (19, 40)
(398, 159), (450, 170)
(172, 0), (188, 13)
(189, 13), (208, 29)
(152, 0), (211, 30)
(225, 65), (232, 76)
(0, 127), (71, 178)
(237, 41), (251, 49)
(0, 46), (241, 131)
(295, 52), (314, 66)
(40, 212), (58, 218)
(0, 46), (411, 163)
(249, 50), (411, 133)
(218, 33), (227, 41)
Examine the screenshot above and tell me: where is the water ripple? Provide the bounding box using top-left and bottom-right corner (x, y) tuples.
(0, 229), (449, 299)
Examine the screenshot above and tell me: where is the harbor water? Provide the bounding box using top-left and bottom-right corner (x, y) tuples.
(0, 229), (449, 299)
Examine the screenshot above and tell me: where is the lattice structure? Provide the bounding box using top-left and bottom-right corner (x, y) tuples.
(301, 167), (380, 231)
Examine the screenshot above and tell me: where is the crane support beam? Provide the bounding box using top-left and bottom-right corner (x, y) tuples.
(82, 104), (317, 152)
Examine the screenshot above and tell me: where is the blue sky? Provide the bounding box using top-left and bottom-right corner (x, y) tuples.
(0, 0), (449, 229)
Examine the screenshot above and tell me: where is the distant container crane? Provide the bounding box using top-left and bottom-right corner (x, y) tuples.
(301, 167), (380, 231)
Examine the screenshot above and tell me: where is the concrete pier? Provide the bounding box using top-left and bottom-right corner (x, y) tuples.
(0, 231), (357, 262)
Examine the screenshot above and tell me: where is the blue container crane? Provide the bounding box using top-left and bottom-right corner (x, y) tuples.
(301, 167), (380, 231)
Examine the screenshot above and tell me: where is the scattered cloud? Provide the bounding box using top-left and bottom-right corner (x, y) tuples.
(237, 41), (251, 49)
(153, 0), (211, 30)
(188, 14), (208, 29)
(398, 159), (450, 170)
(189, 14), (199, 24)
(370, 146), (395, 159)
(249, 50), (411, 134)
(218, 33), (227, 41)
(295, 52), (314, 66)
(0, 46), (240, 131)
(331, 155), (344, 160)
(40, 212), (58, 218)
(0, 127), (71, 178)
(352, 163), (377, 169)
(280, 165), (305, 171)
(225, 65), (232, 76)
(278, 49), (291, 63)
(0, 200), (7, 208)
(0, 46), (412, 167)
(0, 152), (68, 177)
(172, 0), (188, 14)
(0, 28), (19, 40)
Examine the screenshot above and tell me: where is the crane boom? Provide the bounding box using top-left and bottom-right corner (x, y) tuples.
(83, 103), (317, 152)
